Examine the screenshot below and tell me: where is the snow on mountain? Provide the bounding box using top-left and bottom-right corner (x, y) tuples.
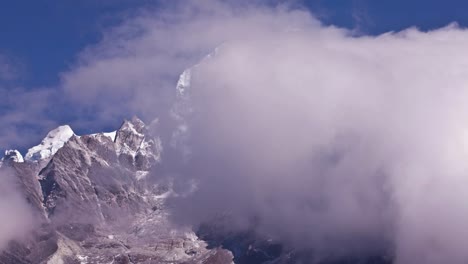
(89, 130), (117, 144)
(102, 131), (117, 141)
(0, 150), (24, 166)
(176, 68), (192, 97)
(25, 125), (75, 162)
(115, 117), (146, 157)
(174, 46), (220, 100)
(113, 116), (162, 172)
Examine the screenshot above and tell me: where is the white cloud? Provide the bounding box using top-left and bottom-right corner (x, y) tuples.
(0, 168), (34, 250)
(38, 1), (468, 262)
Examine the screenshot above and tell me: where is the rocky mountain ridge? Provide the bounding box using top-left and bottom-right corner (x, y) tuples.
(0, 116), (233, 264)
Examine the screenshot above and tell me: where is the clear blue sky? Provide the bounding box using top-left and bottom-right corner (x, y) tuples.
(1, 0), (468, 150)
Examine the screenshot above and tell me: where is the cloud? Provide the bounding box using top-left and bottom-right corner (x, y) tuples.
(59, 0), (313, 127)
(169, 22), (468, 263)
(0, 168), (34, 250)
(0, 85), (60, 151)
(5, 0), (468, 263)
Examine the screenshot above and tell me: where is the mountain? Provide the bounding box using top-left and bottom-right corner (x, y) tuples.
(0, 58), (394, 264)
(0, 116), (233, 264)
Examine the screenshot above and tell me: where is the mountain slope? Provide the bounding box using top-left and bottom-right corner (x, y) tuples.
(0, 117), (232, 264)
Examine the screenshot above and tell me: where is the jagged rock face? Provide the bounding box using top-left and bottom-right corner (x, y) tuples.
(0, 117), (232, 264)
(115, 117), (162, 171)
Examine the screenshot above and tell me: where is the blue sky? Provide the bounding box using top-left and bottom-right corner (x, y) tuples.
(1, 0), (468, 151)
(1, 0), (467, 89)
(0, 0), (156, 87)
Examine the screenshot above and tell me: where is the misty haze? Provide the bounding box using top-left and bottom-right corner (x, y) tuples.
(1, 1), (468, 264)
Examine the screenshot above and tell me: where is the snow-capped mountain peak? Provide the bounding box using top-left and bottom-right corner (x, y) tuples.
(25, 125), (75, 162)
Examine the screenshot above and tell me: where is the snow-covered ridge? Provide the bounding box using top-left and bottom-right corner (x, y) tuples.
(3, 126), (116, 164)
(8, 117), (156, 166)
(25, 125), (75, 162)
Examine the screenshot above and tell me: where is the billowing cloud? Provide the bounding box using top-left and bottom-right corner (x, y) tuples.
(168, 22), (468, 263)
(59, 1), (315, 127)
(4, 1), (468, 263)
